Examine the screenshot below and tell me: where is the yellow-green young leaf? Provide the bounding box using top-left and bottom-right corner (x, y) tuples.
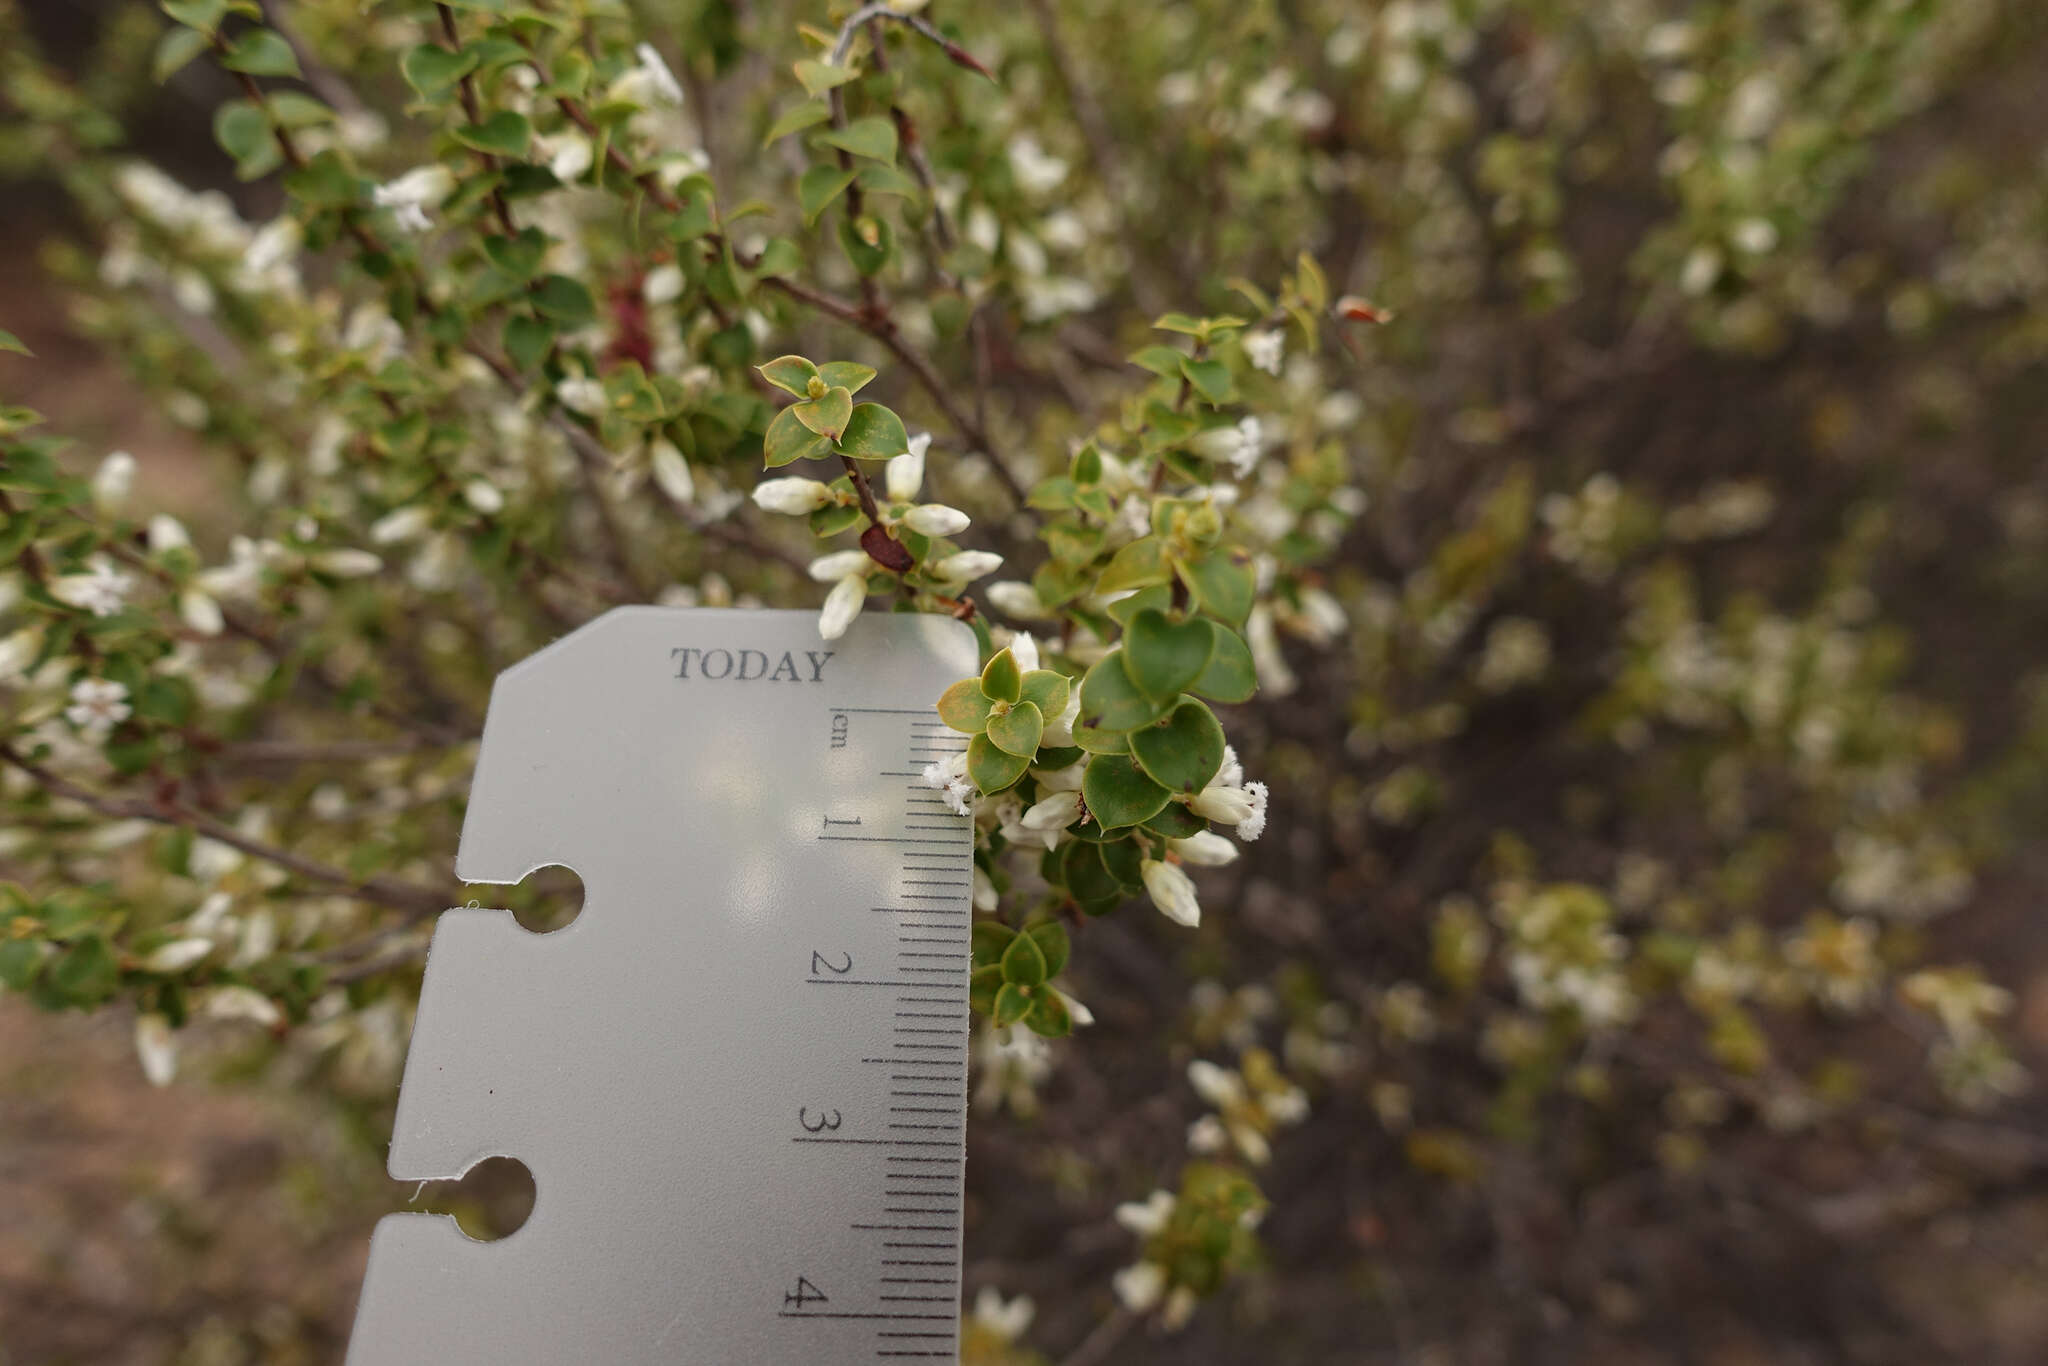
(153, 27), (209, 83)
(1180, 356), (1235, 404)
(1025, 920), (1070, 978)
(1128, 698), (1227, 795)
(1025, 989), (1073, 1037)
(1123, 609), (1215, 702)
(1128, 345), (1187, 377)
(455, 110), (531, 157)
(836, 402), (909, 460)
(1097, 537), (1173, 595)
(1181, 548), (1256, 626)
(763, 405), (833, 467)
(971, 920), (1017, 968)
(400, 43), (479, 96)
(936, 678), (995, 733)
(816, 115), (898, 163)
(855, 163), (923, 199)
(980, 648), (1022, 703)
(0, 329), (30, 357)
(1297, 249), (1329, 311)
(986, 700), (1042, 757)
(792, 385), (853, 439)
(968, 733), (1030, 793)
(1154, 312), (1207, 335)
(798, 165), (857, 225)
(992, 981), (1032, 1027)
(793, 58), (860, 97)
(764, 98), (831, 144)
(1082, 753), (1172, 830)
(1077, 652), (1168, 734)
(1191, 622), (1257, 703)
(758, 355), (819, 396)
(221, 29), (300, 78)
(1000, 930), (1047, 987)
(1018, 669), (1070, 721)
(816, 361), (876, 395)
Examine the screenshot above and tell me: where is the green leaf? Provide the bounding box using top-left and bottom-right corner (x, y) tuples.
(221, 28), (300, 78)
(816, 361), (876, 395)
(1061, 841), (1125, 911)
(1017, 669), (1070, 722)
(1181, 548), (1256, 626)
(212, 100), (277, 178)
(266, 90), (334, 129)
(799, 165), (857, 225)
(1025, 921), (1070, 978)
(502, 314), (555, 371)
(971, 920), (1017, 967)
(1077, 651), (1169, 735)
(1128, 698), (1227, 795)
(764, 98), (831, 143)
(836, 403), (909, 460)
(936, 678), (995, 733)
(992, 981), (1032, 1027)
(401, 43), (480, 97)
(968, 732), (1030, 793)
(530, 274), (595, 323)
(1082, 753), (1172, 830)
(816, 115), (897, 162)
(0, 938), (41, 992)
(792, 385), (854, 439)
(1192, 622), (1257, 703)
(456, 110), (532, 157)
(483, 227), (548, 277)
(162, 0), (231, 33)
(1142, 802), (1208, 838)
(1000, 930), (1047, 986)
(763, 405), (833, 467)
(969, 964), (1003, 1016)
(1123, 609), (1215, 702)
(758, 355), (819, 396)
(980, 648), (1022, 703)
(837, 215), (893, 276)
(1153, 312), (1207, 335)
(1129, 344), (1187, 377)
(1024, 989), (1073, 1037)
(153, 27), (208, 83)
(793, 58), (859, 97)
(856, 163), (923, 199)
(48, 934), (117, 1006)
(986, 700), (1042, 757)
(1180, 356), (1235, 404)
(0, 329), (30, 357)
(1097, 537), (1172, 595)
(1106, 584), (1173, 628)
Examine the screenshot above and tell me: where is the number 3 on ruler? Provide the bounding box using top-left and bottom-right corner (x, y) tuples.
(810, 950), (851, 976)
(798, 1108), (841, 1133)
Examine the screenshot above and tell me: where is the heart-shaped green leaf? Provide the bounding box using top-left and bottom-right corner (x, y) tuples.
(969, 963), (1003, 1015)
(971, 920), (1017, 967)
(1078, 652), (1168, 734)
(986, 700), (1042, 757)
(1128, 698), (1227, 795)
(401, 42), (478, 96)
(1181, 548), (1256, 626)
(1179, 355), (1235, 404)
(794, 58), (859, 97)
(792, 385), (853, 438)
(757, 355), (819, 396)
(816, 361), (876, 394)
(968, 733), (1029, 793)
(1099, 837), (1145, 887)
(799, 164), (857, 225)
(837, 402), (909, 460)
(531, 274), (595, 323)
(1142, 802), (1208, 838)
(992, 981), (1031, 1027)
(1123, 609), (1215, 702)
(1000, 929), (1047, 986)
(222, 29), (301, 78)
(455, 110), (532, 158)
(1107, 584), (1174, 628)
(1072, 721), (1130, 755)
(1061, 841), (1125, 913)
(1025, 921), (1070, 978)
(502, 314), (554, 372)
(1097, 537), (1172, 595)
(1082, 754), (1172, 830)
(1025, 989), (1073, 1037)
(980, 648), (1022, 703)
(764, 98), (831, 144)
(763, 404), (833, 467)
(1192, 622), (1257, 703)
(816, 115), (898, 163)
(1018, 669), (1070, 721)
(937, 679), (995, 733)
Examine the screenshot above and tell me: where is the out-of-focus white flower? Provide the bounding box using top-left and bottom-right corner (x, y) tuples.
(464, 479), (505, 515)
(538, 130), (593, 183)
(986, 580), (1049, 619)
(1113, 1261), (1167, 1313)
(902, 503), (970, 537)
(1244, 330), (1285, 375)
(372, 165), (454, 233)
(970, 1287), (1034, 1343)
(1194, 416), (1266, 478)
(643, 263), (685, 306)
(92, 451), (136, 514)
(1142, 858), (1201, 927)
(134, 1014), (177, 1087)
(754, 477), (836, 516)
(205, 986), (283, 1027)
(1115, 1189), (1177, 1236)
(144, 938), (214, 973)
(1007, 134), (1069, 195)
(0, 626), (44, 681)
(649, 439), (694, 506)
(886, 432), (931, 502)
(312, 548), (383, 577)
(147, 515), (190, 552)
(555, 375), (608, 416)
(634, 42), (685, 104)
(179, 588), (224, 636)
(818, 574), (867, 640)
(66, 678), (130, 738)
(370, 504), (433, 545)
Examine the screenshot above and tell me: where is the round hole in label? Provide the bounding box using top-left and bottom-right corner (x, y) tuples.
(503, 863), (584, 935)
(406, 1155), (536, 1243)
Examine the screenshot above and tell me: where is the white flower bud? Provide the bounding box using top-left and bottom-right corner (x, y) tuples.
(370, 504), (432, 545)
(643, 264), (685, 306)
(932, 550), (1003, 583)
(1187, 1059), (1246, 1107)
(1114, 1190), (1177, 1236)
(1020, 790), (1080, 830)
(1113, 1261), (1167, 1313)
(902, 503), (971, 537)
(1169, 831), (1239, 866)
(311, 549), (383, 577)
(752, 477), (835, 516)
(819, 574), (867, 640)
(134, 1013), (177, 1087)
(0, 626), (43, 681)
(144, 938), (214, 973)
(649, 440), (694, 506)
(985, 580), (1049, 619)
(92, 451), (136, 515)
(147, 514), (190, 552)
(205, 986), (283, 1027)
(1141, 858), (1201, 927)
(464, 479), (505, 515)
(1189, 784), (1256, 825)
(886, 432), (930, 502)
(179, 588), (224, 637)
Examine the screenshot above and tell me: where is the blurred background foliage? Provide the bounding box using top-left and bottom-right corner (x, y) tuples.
(4, 0), (2048, 1362)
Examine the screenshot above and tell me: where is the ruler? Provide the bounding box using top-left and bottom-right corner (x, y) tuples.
(346, 607), (978, 1364)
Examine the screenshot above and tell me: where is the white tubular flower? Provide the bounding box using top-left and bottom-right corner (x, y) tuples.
(1169, 831), (1239, 866)
(539, 130), (594, 183)
(1189, 784), (1256, 825)
(144, 938), (214, 973)
(1021, 790), (1080, 831)
(1055, 988), (1095, 1027)
(555, 375), (608, 416)
(369, 504), (432, 545)
(886, 432), (931, 502)
(179, 588), (224, 637)
(986, 580), (1049, 619)
(1216, 745), (1244, 788)
(311, 548), (382, 577)
(372, 165), (454, 233)
(932, 550), (1003, 584)
(648, 439), (694, 506)
(205, 985), (283, 1027)
(464, 479), (505, 515)
(92, 450), (137, 514)
(1142, 858), (1201, 927)
(134, 1013), (177, 1087)
(243, 216), (302, 276)
(808, 549), (871, 582)
(1193, 415), (1266, 478)
(1112, 1261), (1167, 1313)
(1244, 329), (1285, 375)
(818, 574), (867, 640)
(1032, 758), (1086, 792)
(901, 503), (971, 537)
(634, 41), (685, 105)
(1187, 1113), (1229, 1153)
(972, 864), (998, 911)
(971, 1288), (1035, 1344)
(147, 514), (190, 552)
(753, 476), (836, 516)
(1008, 632), (1041, 673)
(1114, 1189), (1177, 1236)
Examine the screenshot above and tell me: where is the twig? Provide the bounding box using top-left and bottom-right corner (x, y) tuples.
(437, 3), (519, 237)
(1057, 1306), (1138, 1366)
